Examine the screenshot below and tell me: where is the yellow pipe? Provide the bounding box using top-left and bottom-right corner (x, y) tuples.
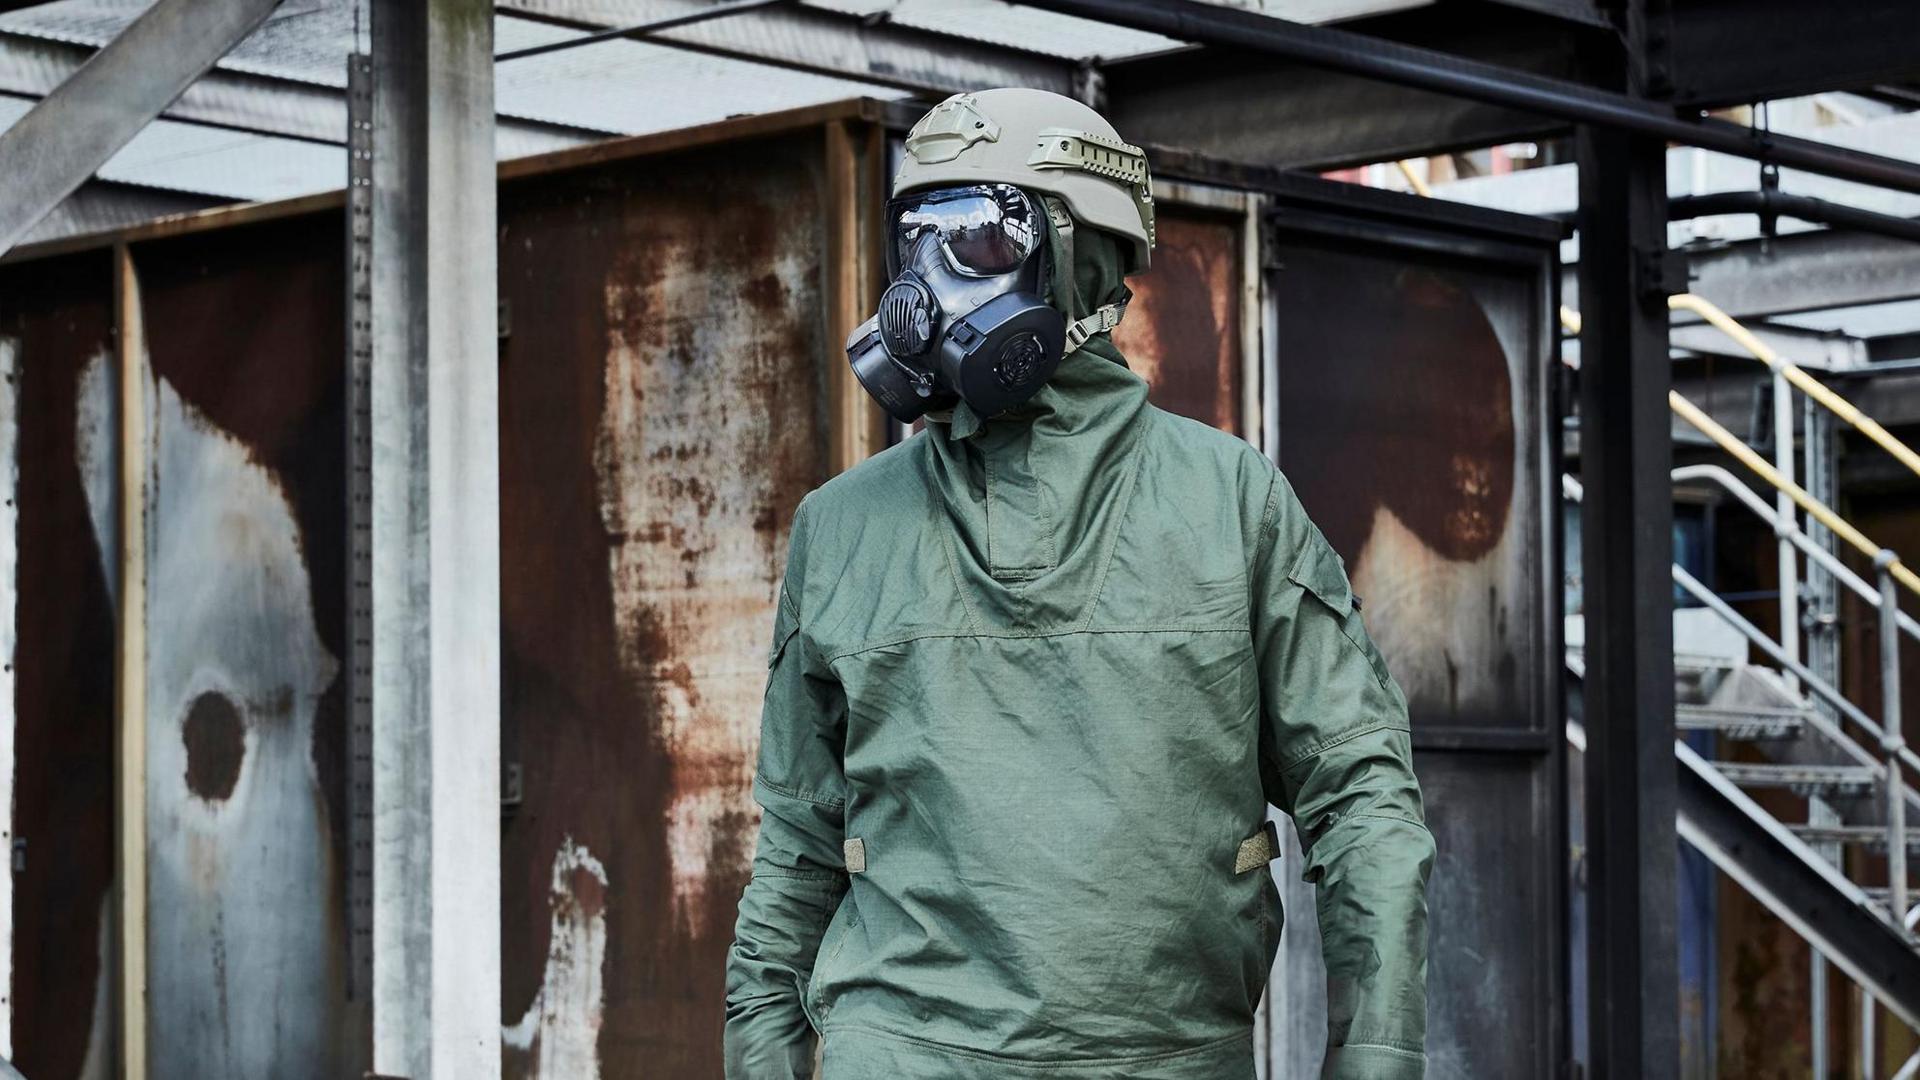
(1393, 159), (1433, 198)
(1669, 292), (1920, 484)
(1669, 390), (1920, 596)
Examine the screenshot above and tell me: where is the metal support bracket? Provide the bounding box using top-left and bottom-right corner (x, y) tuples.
(1634, 245), (1690, 302)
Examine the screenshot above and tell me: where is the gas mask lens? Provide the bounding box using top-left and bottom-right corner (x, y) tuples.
(889, 184), (1040, 279)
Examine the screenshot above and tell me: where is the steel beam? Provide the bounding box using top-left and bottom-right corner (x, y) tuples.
(1684, 231), (1920, 321)
(1103, 7), (1593, 170)
(1676, 742), (1920, 1028)
(1576, 116), (1681, 1079)
(1014, 0), (1920, 196)
(501, 0), (1074, 97)
(1669, 321), (1866, 371)
(1660, 0), (1920, 108)
(368, 1), (501, 1077)
(1561, 229), (1920, 326)
(496, 0), (791, 62)
(0, 0), (284, 257)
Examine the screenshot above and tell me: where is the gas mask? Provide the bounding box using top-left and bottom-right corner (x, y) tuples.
(845, 183), (1066, 423)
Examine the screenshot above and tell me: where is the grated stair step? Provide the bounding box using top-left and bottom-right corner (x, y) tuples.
(1676, 704), (1807, 740)
(1791, 825), (1920, 852)
(1711, 761), (1878, 796)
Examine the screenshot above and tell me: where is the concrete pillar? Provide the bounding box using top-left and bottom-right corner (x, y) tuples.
(368, 1), (500, 1076)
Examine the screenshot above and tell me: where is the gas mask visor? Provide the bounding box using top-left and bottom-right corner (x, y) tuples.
(846, 183), (1065, 423)
(886, 183), (1041, 279)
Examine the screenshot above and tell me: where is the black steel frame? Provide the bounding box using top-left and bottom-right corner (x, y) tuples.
(1015, 0), (1920, 197)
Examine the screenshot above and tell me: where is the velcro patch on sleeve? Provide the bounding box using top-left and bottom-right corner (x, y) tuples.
(1235, 821), (1281, 874)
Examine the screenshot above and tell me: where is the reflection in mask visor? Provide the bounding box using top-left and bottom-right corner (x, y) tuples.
(889, 184), (1040, 279)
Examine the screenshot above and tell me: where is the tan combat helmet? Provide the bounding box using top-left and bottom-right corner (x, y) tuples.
(895, 88), (1156, 274)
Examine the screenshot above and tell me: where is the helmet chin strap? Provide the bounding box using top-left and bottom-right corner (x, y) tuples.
(1042, 195), (1129, 355)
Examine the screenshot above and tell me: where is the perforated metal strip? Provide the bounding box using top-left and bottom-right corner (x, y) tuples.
(344, 51), (375, 1004)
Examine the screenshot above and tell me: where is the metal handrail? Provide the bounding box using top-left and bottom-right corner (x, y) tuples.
(1560, 300), (1920, 596)
(1564, 474), (1920, 788)
(1667, 392), (1920, 598)
(1672, 464), (1920, 645)
(1669, 293), (1920, 484)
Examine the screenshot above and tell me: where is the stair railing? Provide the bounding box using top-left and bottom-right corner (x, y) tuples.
(1565, 473), (1915, 924)
(1668, 391), (1920, 598)
(1672, 464), (1920, 646)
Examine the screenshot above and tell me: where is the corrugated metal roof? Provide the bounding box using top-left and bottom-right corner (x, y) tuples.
(0, 90), (343, 200)
(495, 15), (908, 136)
(0, 0), (909, 132)
(0, 0), (351, 86)
(14, 178), (224, 247)
(0, 0), (916, 203)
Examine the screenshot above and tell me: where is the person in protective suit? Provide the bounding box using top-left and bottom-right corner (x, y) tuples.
(724, 88), (1435, 1080)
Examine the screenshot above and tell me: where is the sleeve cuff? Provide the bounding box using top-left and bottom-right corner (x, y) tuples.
(1321, 1042), (1425, 1080)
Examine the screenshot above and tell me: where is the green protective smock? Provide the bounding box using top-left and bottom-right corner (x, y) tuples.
(724, 220), (1435, 1080)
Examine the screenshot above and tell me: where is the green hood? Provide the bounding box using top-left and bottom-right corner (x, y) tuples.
(928, 220), (1150, 627)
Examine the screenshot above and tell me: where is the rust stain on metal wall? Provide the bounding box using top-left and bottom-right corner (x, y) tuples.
(130, 216), (355, 1079)
(0, 251), (119, 1080)
(1272, 238), (1530, 729)
(1113, 208), (1243, 434)
(1268, 228), (1552, 1080)
(498, 132), (829, 1078)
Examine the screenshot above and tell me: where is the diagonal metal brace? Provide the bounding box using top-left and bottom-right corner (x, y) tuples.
(0, 0), (285, 256)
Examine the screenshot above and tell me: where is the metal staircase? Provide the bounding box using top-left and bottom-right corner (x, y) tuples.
(1566, 469), (1920, 1052)
(1559, 292), (1920, 1073)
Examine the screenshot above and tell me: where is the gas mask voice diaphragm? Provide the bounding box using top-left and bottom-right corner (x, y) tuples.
(845, 183), (1066, 423)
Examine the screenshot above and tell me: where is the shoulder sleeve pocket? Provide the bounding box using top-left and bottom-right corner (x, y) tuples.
(1286, 528), (1353, 619)
(1286, 529), (1395, 691)
(767, 588), (802, 672)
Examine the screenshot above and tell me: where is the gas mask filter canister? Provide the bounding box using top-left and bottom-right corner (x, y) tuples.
(845, 183), (1066, 423)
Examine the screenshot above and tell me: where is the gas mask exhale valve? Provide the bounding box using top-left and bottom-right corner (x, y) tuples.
(846, 184), (1066, 423)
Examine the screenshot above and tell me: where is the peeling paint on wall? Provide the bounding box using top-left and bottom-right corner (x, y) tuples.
(594, 234), (815, 937)
(499, 133), (829, 1077)
(133, 364), (341, 1079)
(74, 351), (117, 609)
(1268, 228), (1556, 1080)
(504, 836), (609, 1079)
(128, 217), (356, 1078)
(1273, 247), (1533, 728)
